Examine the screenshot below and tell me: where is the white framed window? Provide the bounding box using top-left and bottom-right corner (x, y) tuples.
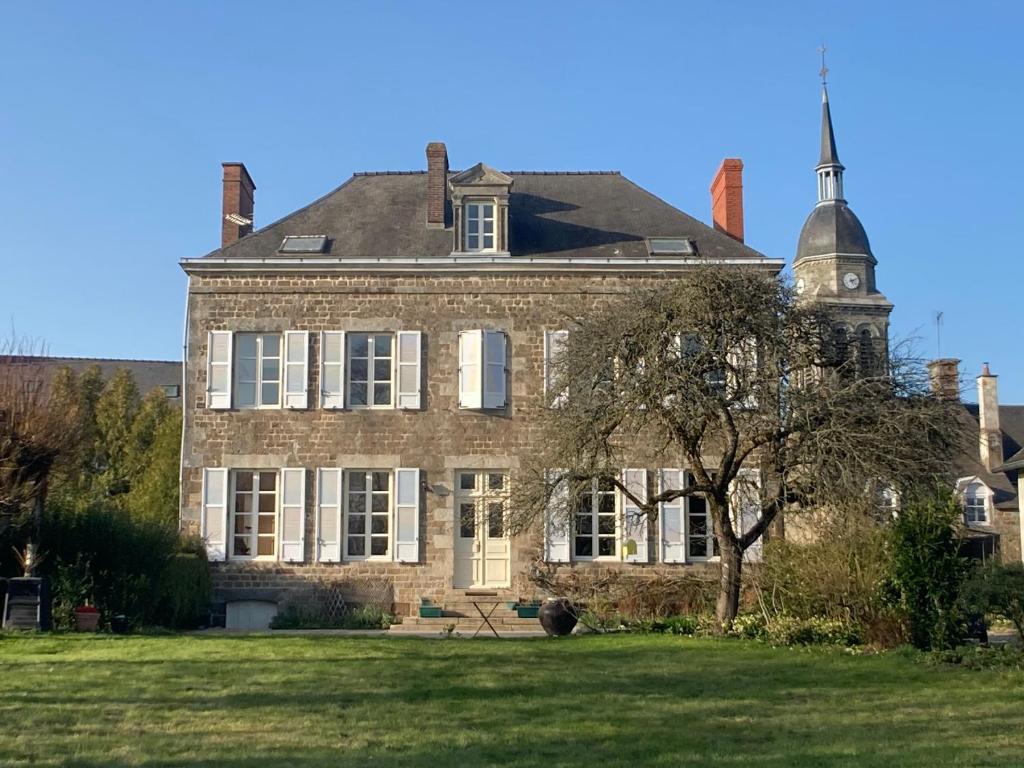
(686, 472), (718, 561)
(464, 201), (496, 252)
(458, 330), (507, 409)
(347, 333), (394, 408)
(345, 470), (392, 559)
(964, 481), (988, 524)
(574, 478), (618, 560)
(230, 470), (278, 560)
(234, 333), (282, 408)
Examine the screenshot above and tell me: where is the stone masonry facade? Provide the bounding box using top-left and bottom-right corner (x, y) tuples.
(181, 271), (714, 616)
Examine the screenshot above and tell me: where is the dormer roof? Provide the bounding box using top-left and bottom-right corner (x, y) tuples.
(449, 163), (513, 188)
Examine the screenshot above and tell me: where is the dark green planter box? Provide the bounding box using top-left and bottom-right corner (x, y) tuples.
(516, 605), (540, 619)
(419, 606), (443, 618)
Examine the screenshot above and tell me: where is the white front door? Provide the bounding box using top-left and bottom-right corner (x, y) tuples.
(453, 470), (510, 589)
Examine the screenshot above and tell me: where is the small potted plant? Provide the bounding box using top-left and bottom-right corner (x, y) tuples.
(516, 598), (542, 619)
(73, 604), (100, 632)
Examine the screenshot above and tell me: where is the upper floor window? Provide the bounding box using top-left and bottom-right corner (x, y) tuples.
(464, 202), (496, 252)
(234, 333), (281, 408)
(964, 482), (988, 524)
(347, 333), (394, 408)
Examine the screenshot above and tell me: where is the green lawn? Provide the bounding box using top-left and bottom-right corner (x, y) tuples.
(1, 634), (1022, 767)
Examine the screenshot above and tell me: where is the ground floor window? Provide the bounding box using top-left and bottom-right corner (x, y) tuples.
(231, 470), (277, 559)
(574, 478), (617, 559)
(686, 472), (717, 560)
(346, 470), (392, 558)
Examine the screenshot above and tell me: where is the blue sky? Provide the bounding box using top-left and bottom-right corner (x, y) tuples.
(2, 2), (1021, 402)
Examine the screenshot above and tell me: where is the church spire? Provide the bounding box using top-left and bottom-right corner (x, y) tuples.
(816, 86), (845, 203)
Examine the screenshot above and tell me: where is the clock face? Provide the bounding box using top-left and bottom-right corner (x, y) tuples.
(795, 278), (806, 295)
(843, 272), (860, 290)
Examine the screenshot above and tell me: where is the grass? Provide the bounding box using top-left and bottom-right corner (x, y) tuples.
(1, 633), (1023, 767)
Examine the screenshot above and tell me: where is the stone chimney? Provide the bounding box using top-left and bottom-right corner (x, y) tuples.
(978, 363), (1003, 471)
(710, 158), (744, 243)
(927, 358), (961, 401)
(426, 142), (449, 229)
(221, 162), (255, 248)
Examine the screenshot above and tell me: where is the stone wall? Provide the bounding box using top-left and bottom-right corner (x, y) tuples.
(184, 271), (701, 615)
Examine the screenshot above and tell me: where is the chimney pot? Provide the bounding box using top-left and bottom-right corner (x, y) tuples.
(426, 142), (449, 229)
(710, 158), (744, 243)
(978, 364), (1003, 471)
(927, 358), (961, 401)
(221, 162), (255, 248)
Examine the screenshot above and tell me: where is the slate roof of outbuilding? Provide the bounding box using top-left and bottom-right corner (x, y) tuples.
(199, 171), (768, 263)
(2, 356), (182, 406)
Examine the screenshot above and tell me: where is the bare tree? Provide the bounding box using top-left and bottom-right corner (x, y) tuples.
(510, 265), (965, 631)
(0, 336), (81, 572)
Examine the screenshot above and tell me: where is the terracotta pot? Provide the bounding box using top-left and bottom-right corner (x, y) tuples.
(538, 598), (577, 637)
(73, 610), (100, 632)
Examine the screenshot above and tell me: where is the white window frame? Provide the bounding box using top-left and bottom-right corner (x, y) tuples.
(464, 199), (497, 252)
(229, 469), (279, 561)
(685, 472), (718, 562)
(963, 480), (989, 524)
(233, 332), (283, 409)
(346, 333), (395, 409)
(344, 469), (393, 561)
(573, 478), (619, 561)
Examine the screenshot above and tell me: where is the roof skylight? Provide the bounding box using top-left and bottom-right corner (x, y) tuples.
(279, 235), (328, 254)
(647, 238), (695, 256)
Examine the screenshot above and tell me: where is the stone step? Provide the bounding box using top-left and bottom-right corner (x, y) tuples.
(395, 615), (542, 629)
(389, 618), (544, 635)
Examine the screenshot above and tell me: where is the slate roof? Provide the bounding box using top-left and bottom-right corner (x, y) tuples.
(1, 356), (182, 406)
(795, 200), (874, 262)
(819, 87), (843, 168)
(199, 171), (768, 263)
(957, 403), (1024, 511)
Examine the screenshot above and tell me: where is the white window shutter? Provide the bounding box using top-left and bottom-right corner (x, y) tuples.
(659, 469), (686, 563)
(621, 469), (648, 563)
(396, 331), (422, 410)
(283, 331), (309, 409)
(544, 330), (569, 407)
(458, 330), (483, 409)
(544, 469), (571, 563)
(730, 468), (762, 563)
(279, 468), (306, 563)
(393, 468), (420, 563)
(483, 330), (507, 409)
(206, 331), (233, 410)
(319, 331), (346, 409)
(201, 468), (228, 562)
(316, 468), (343, 562)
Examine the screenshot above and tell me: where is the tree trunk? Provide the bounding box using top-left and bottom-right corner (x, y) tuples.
(715, 540), (743, 633)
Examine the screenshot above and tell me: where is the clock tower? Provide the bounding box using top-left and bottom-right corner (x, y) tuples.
(793, 84), (893, 373)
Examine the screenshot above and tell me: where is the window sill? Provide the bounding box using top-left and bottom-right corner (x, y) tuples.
(344, 555), (392, 563)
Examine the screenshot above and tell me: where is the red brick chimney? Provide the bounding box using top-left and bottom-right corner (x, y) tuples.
(710, 158), (744, 243)
(221, 162), (255, 248)
(426, 142), (448, 229)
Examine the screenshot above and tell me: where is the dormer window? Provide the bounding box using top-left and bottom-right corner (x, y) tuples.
(464, 201), (496, 252)
(448, 163), (513, 255)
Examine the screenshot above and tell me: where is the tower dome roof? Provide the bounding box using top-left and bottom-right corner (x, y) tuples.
(796, 200), (873, 262)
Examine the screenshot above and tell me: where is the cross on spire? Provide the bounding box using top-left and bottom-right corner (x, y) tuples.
(818, 44), (829, 85)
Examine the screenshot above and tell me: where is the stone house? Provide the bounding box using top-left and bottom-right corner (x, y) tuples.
(180, 86), (980, 627)
(179, 144), (785, 624)
(928, 358), (1023, 563)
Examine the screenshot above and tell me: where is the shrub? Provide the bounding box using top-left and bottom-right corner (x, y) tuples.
(886, 490), (969, 651)
(728, 612), (860, 646)
(154, 549), (211, 629)
(39, 500), (184, 628)
(926, 644), (1024, 671)
(962, 562), (1024, 643)
(755, 514), (894, 623)
(270, 601), (394, 630)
